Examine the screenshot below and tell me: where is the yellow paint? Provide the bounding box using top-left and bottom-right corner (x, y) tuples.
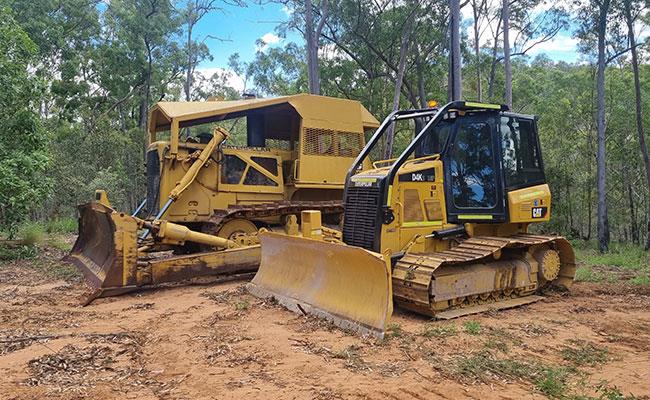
(464, 101), (501, 109)
(402, 221), (443, 228)
(251, 232), (392, 337)
(146, 94), (378, 224)
(351, 177), (378, 183)
(458, 214), (494, 220)
(507, 184), (552, 223)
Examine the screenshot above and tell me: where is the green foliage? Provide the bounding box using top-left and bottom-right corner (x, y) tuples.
(17, 222), (45, 246)
(574, 266), (606, 282)
(384, 323), (404, 339)
(234, 300), (250, 311)
(0, 6), (52, 235)
(578, 246), (648, 270)
(534, 367), (572, 398)
(0, 244), (38, 261)
(630, 274), (650, 285)
(593, 382), (638, 400)
(454, 350), (573, 398)
(463, 321), (481, 335)
(422, 324), (457, 338)
(45, 218), (78, 234)
(561, 339), (610, 367)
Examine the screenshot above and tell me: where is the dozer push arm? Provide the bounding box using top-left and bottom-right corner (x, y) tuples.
(140, 127), (229, 240)
(153, 220), (239, 249)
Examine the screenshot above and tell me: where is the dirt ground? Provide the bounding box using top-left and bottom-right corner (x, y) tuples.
(1, 241), (649, 400)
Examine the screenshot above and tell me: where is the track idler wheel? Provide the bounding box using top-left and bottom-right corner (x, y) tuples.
(534, 248), (561, 284)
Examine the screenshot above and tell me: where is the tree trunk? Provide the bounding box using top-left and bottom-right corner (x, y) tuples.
(595, 0), (610, 252)
(486, 14), (502, 100)
(384, 22), (413, 159)
(185, 25), (193, 101)
(304, 0), (327, 95)
(502, 0), (511, 107)
(472, 0), (482, 101)
(449, 0), (462, 101)
(624, 0), (650, 249)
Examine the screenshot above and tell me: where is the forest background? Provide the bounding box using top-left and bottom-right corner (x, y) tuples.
(2, 0), (649, 255)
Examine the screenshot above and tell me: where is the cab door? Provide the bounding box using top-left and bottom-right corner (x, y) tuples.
(443, 113), (506, 223)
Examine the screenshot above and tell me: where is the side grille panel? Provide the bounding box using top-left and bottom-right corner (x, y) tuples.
(343, 185), (382, 251)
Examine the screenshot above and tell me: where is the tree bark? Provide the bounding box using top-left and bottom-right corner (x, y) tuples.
(384, 21), (413, 159)
(502, 0), (511, 107)
(185, 24), (193, 101)
(449, 0), (462, 101)
(304, 0), (328, 94)
(595, 0), (610, 252)
(624, 0), (650, 249)
(471, 0), (482, 101)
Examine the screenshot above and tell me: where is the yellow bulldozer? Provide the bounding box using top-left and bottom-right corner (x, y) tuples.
(65, 94), (379, 302)
(248, 101), (577, 338)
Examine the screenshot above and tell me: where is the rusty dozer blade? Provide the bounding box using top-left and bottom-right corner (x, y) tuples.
(247, 232), (393, 338)
(65, 202), (140, 300)
(65, 202), (260, 304)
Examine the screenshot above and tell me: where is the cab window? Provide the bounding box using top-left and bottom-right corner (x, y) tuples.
(450, 119), (497, 209)
(500, 117), (544, 189)
(220, 155), (247, 184)
(243, 167), (278, 186)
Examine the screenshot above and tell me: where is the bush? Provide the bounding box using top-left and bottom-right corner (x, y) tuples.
(17, 222), (44, 246)
(0, 244), (38, 261)
(574, 243), (648, 270)
(46, 217), (77, 234)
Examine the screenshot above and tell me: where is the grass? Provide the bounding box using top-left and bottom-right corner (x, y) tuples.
(574, 266), (606, 282)
(0, 244), (39, 261)
(453, 351), (572, 398)
(574, 243), (648, 271)
(561, 339), (610, 367)
(630, 274), (650, 285)
(422, 323), (457, 338)
(17, 222), (45, 246)
(45, 218), (78, 234)
(34, 262), (81, 281)
(463, 321), (481, 335)
(573, 241), (650, 285)
(593, 382), (638, 400)
(534, 366), (572, 398)
(385, 323), (404, 339)
(47, 236), (73, 252)
(234, 300), (250, 311)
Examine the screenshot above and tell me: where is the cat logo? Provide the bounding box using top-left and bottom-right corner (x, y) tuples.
(411, 173), (424, 181)
(532, 206), (547, 218)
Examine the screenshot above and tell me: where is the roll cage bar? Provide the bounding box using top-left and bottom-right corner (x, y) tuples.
(345, 100), (509, 209)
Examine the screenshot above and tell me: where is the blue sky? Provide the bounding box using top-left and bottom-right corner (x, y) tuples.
(194, 2), (297, 69)
(194, 1), (584, 88)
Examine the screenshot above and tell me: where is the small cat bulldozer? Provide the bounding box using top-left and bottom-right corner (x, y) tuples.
(248, 101), (577, 338)
(65, 94), (379, 302)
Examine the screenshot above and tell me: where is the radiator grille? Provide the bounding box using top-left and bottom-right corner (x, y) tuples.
(145, 150), (160, 217)
(303, 128), (363, 157)
(343, 185), (382, 251)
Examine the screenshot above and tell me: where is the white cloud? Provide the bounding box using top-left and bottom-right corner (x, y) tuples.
(281, 4), (293, 16)
(261, 32), (281, 45)
(195, 67), (245, 92)
(527, 35), (578, 54)
(256, 32), (283, 52)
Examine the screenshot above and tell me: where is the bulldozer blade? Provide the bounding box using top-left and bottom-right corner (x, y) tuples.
(247, 232), (393, 338)
(65, 202), (262, 304)
(64, 202), (140, 298)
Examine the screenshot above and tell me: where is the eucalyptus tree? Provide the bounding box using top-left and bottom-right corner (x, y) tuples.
(621, 0), (650, 249)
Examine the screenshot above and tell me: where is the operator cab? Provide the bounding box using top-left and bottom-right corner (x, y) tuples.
(342, 101), (550, 253)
